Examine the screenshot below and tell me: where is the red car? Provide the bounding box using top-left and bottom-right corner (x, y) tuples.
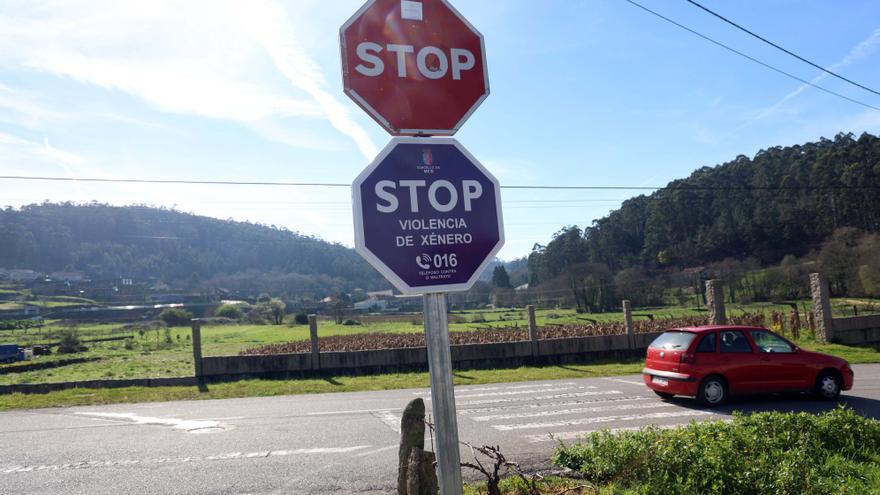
(642, 325), (854, 406)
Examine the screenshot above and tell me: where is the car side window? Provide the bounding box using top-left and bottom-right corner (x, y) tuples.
(696, 333), (716, 353)
(750, 331), (794, 353)
(720, 331), (752, 353)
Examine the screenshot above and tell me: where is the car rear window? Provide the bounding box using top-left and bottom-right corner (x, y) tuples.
(649, 331), (696, 350)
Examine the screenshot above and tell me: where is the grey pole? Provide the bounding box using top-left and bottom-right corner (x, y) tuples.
(308, 315), (320, 370)
(422, 293), (463, 495)
(190, 319), (204, 387)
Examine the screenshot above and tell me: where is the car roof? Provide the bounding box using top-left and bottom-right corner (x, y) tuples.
(665, 325), (768, 334)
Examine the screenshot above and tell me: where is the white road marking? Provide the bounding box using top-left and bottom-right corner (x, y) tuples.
(353, 444), (399, 457)
(525, 417), (734, 442)
(2, 446), (372, 475)
(493, 410), (714, 431)
(306, 408), (396, 416)
(413, 382), (578, 395)
(75, 413), (223, 433)
(374, 411), (402, 433)
(603, 378), (644, 386)
(451, 386), (586, 400)
(458, 390), (623, 406)
(458, 396), (649, 415)
(472, 401), (674, 422)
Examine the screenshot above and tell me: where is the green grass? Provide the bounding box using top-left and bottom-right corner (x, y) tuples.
(2, 299), (879, 387)
(552, 407), (880, 495)
(0, 360), (645, 411)
(1, 300), (879, 408)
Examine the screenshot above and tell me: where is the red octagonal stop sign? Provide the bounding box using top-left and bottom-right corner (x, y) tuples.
(340, 0), (489, 136)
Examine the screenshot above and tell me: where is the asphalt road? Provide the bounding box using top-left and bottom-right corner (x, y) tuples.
(2, 364), (879, 494)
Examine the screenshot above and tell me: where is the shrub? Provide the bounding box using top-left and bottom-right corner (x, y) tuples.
(214, 304), (244, 320)
(57, 329), (88, 354)
(123, 338), (135, 350)
(552, 407), (880, 495)
(342, 319), (361, 326)
(159, 308), (193, 327)
(294, 313), (309, 325)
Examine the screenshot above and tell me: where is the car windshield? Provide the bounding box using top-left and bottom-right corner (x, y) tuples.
(650, 331), (697, 350)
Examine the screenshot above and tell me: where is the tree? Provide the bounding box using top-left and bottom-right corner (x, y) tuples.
(254, 298), (286, 325)
(214, 303), (244, 320)
(268, 298), (286, 325)
(491, 265), (512, 289)
(160, 308), (194, 327)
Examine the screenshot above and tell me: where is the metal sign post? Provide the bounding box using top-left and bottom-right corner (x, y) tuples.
(342, 2), (499, 492)
(423, 292), (463, 495)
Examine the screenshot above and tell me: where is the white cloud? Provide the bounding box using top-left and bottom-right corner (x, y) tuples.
(0, 0), (375, 155)
(233, 0), (378, 159)
(753, 26), (880, 121)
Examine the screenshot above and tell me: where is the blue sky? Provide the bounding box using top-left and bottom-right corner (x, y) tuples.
(1, 0), (879, 260)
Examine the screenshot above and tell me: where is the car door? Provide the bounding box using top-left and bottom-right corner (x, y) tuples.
(749, 329), (805, 391)
(718, 330), (763, 394)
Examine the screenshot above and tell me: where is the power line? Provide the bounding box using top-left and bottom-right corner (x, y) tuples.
(1, 175), (878, 191)
(684, 0), (880, 98)
(621, 0), (880, 112)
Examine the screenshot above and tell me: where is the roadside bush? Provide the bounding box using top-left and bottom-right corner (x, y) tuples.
(214, 303), (244, 320)
(293, 313), (309, 325)
(552, 407), (880, 495)
(57, 329), (88, 354)
(342, 319), (361, 326)
(159, 308), (193, 327)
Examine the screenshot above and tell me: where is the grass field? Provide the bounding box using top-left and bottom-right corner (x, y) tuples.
(0, 300), (878, 410)
(1, 300), (879, 387)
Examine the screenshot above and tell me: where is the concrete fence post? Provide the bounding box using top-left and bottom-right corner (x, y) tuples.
(308, 315), (320, 370)
(527, 305), (539, 358)
(810, 273), (834, 343)
(623, 300), (634, 349)
(190, 319), (203, 384)
(705, 280), (727, 325)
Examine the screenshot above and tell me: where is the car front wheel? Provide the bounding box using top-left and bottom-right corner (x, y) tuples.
(697, 376), (727, 407)
(815, 371), (841, 400)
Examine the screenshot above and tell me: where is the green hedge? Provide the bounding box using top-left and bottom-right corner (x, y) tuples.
(552, 407), (880, 495)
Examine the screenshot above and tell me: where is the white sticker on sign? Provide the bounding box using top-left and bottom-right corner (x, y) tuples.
(401, 1), (423, 21)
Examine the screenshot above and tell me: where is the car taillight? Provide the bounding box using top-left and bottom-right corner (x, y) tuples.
(680, 352), (696, 364)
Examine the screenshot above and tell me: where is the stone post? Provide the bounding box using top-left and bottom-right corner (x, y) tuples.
(623, 300), (634, 349)
(705, 280), (727, 325)
(810, 273), (834, 343)
(527, 305), (539, 358)
(191, 319), (204, 385)
(398, 398), (438, 495)
(308, 315), (320, 370)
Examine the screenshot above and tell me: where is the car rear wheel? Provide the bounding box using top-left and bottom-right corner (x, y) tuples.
(814, 371), (841, 400)
(653, 390), (675, 400)
(697, 376), (727, 407)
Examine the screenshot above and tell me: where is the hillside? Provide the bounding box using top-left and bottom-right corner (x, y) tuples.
(528, 132), (880, 302)
(0, 203), (387, 297)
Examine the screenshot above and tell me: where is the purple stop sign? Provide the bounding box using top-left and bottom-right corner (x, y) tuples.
(353, 137), (504, 294)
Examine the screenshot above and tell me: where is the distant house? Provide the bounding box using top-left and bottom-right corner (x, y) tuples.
(354, 298), (389, 312)
(49, 271), (86, 283)
(515, 283), (529, 292)
(366, 290), (394, 299)
(354, 290), (398, 312)
(9, 269), (41, 283)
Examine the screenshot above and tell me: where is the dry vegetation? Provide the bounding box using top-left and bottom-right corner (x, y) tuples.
(241, 313), (767, 355)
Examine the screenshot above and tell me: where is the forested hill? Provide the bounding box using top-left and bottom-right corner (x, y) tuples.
(0, 204), (387, 295)
(529, 132), (880, 284)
